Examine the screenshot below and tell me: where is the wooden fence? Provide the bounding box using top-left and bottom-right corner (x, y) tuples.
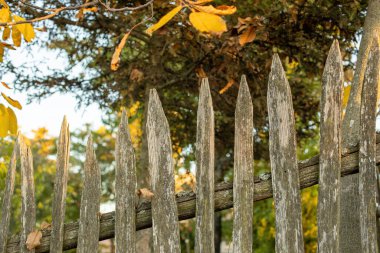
(0, 39), (379, 253)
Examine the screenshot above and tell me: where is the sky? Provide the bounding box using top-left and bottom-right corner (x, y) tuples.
(2, 40), (103, 137)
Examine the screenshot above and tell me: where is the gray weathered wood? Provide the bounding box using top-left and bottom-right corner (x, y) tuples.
(19, 136), (36, 253)
(115, 110), (137, 253)
(6, 135), (380, 253)
(317, 40), (344, 253)
(195, 79), (215, 253)
(147, 89), (181, 253)
(232, 75), (254, 253)
(0, 141), (17, 253)
(267, 54), (304, 253)
(77, 135), (101, 253)
(358, 36), (380, 253)
(50, 117), (70, 253)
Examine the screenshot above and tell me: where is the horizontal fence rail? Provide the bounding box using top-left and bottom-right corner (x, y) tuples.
(4, 135), (380, 253)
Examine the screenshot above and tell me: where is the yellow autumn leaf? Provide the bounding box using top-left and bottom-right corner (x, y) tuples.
(1, 92), (22, 109)
(11, 26), (21, 47)
(342, 85), (350, 108)
(0, 104), (9, 137)
(187, 0), (214, 5)
(189, 12), (227, 34)
(1, 42), (16, 50)
(0, 45), (4, 62)
(192, 5), (237, 15)
(145, 5), (183, 36)
(0, 8), (10, 23)
(0, 0), (9, 8)
(2, 27), (11, 40)
(111, 30), (132, 71)
(7, 106), (17, 135)
(13, 15), (35, 42)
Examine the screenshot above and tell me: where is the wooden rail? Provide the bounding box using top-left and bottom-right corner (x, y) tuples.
(5, 136), (380, 253)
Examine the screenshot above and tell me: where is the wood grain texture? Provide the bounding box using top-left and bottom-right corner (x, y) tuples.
(232, 75), (254, 253)
(195, 79), (215, 253)
(115, 110), (137, 253)
(0, 142), (17, 253)
(19, 136), (36, 253)
(5, 136), (380, 253)
(147, 89), (181, 253)
(77, 135), (101, 253)
(359, 36), (380, 253)
(317, 40), (344, 253)
(267, 54), (304, 253)
(50, 117), (70, 253)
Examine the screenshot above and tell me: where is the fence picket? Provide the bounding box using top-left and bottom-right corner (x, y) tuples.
(232, 75), (254, 253)
(359, 36), (380, 253)
(50, 117), (70, 253)
(317, 40), (343, 252)
(77, 135), (101, 253)
(267, 54), (304, 253)
(0, 141), (17, 253)
(115, 110), (137, 253)
(195, 79), (215, 253)
(19, 136), (36, 253)
(147, 89), (181, 253)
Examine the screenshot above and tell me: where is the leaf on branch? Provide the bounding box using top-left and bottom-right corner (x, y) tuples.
(145, 5), (183, 36)
(0, 104), (9, 137)
(192, 5), (236, 15)
(1, 92), (22, 109)
(0, 8), (11, 23)
(12, 16), (35, 42)
(1, 81), (11, 89)
(1, 42), (16, 50)
(137, 188), (154, 200)
(239, 26), (256, 46)
(189, 12), (227, 34)
(111, 30), (132, 71)
(0, 46), (3, 62)
(219, 79), (234, 94)
(11, 26), (21, 47)
(7, 106), (17, 135)
(26, 230), (42, 250)
(2, 27), (10, 40)
(187, 0), (214, 6)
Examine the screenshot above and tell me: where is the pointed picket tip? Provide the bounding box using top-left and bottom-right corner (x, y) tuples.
(200, 78), (212, 99)
(323, 40), (343, 76)
(236, 75), (252, 105)
(269, 54), (287, 88)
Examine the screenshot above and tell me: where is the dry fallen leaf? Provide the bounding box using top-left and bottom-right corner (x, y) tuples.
(137, 188), (154, 200)
(239, 26), (256, 46)
(26, 230), (42, 250)
(40, 221), (51, 230)
(130, 68), (144, 82)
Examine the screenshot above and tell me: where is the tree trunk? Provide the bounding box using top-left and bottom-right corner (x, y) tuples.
(341, 1), (380, 252)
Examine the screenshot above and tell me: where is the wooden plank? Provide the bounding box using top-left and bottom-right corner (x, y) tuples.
(0, 141), (17, 253)
(267, 54), (304, 253)
(6, 135), (380, 253)
(50, 117), (70, 253)
(19, 136), (36, 253)
(77, 135), (101, 253)
(195, 79), (215, 253)
(317, 40), (344, 252)
(146, 89), (181, 253)
(359, 36), (380, 253)
(115, 110), (137, 253)
(232, 75), (254, 253)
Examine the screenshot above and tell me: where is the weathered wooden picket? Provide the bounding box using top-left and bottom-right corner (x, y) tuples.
(1, 39), (379, 253)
